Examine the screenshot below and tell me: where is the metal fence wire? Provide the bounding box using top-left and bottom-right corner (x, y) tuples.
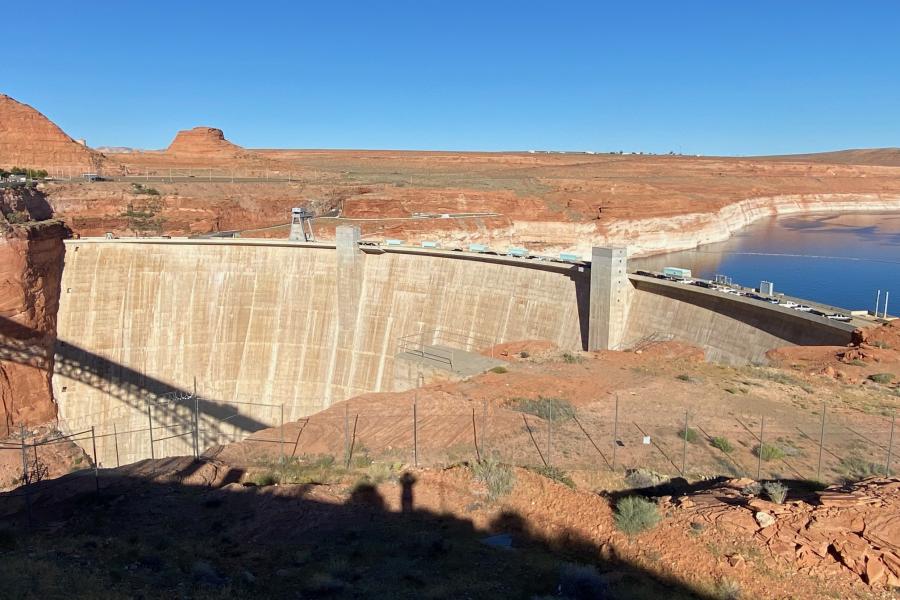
(2, 392), (896, 525)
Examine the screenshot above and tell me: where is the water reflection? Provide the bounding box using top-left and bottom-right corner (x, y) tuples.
(631, 212), (900, 310)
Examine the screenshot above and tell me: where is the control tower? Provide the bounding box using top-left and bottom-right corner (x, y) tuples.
(289, 207), (316, 242)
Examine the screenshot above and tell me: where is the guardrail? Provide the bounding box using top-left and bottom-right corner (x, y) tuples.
(396, 328), (498, 369)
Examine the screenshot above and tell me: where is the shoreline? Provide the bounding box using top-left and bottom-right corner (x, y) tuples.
(611, 193), (900, 258)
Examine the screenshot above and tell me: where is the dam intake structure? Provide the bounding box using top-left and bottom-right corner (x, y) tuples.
(50, 228), (858, 464)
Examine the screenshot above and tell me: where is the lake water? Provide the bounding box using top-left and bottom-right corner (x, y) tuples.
(631, 212), (900, 312)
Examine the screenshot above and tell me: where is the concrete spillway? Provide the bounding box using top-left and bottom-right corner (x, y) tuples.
(52, 234), (856, 465)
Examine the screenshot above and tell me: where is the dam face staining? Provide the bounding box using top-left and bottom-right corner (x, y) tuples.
(53, 229), (859, 464)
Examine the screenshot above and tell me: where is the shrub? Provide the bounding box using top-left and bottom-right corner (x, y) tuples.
(871, 341), (892, 349)
(676, 373), (693, 382)
(753, 443), (784, 462)
(624, 468), (669, 489)
(472, 456), (515, 501)
(519, 351), (530, 359)
(528, 465), (575, 488)
(249, 472), (278, 486)
(848, 359), (867, 367)
(489, 365), (508, 374)
(4, 210), (29, 224)
(741, 481), (762, 496)
(614, 495), (661, 535)
(561, 352), (583, 364)
(711, 436), (734, 453)
(678, 427), (700, 444)
(714, 577), (742, 600)
(869, 373), (895, 384)
(506, 396), (575, 422)
(838, 455), (891, 481)
(763, 481), (788, 504)
(558, 563), (607, 599)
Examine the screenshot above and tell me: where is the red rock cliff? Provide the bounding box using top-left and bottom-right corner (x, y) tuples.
(165, 126), (248, 157)
(0, 94), (105, 173)
(0, 188), (69, 435)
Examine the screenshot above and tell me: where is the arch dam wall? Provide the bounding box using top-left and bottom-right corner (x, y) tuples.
(52, 236), (589, 465)
(51, 236), (855, 465)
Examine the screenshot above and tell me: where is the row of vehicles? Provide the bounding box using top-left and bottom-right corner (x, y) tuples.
(357, 239), (589, 266)
(633, 268), (852, 322)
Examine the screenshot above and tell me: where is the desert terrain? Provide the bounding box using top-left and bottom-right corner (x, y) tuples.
(4, 93), (900, 256)
(2, 91), (900, 598)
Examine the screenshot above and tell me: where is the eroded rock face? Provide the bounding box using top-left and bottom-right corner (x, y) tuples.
(165, 126), (247, 157)
(0, 94), (104, 172)
(0, 188), (69, 434)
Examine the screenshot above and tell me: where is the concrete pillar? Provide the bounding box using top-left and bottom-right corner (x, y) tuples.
(588, 246), (629, 350)
(325, 226), (364, 408)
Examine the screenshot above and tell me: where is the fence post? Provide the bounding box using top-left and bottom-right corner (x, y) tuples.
(887, 411), (896, 477)
(413, 399), (418, 468)
(547, 397), (552, 467)
(91, 426), (100, 496)
(280, 404), (285, 466)
(612, 394), (619, 471)
(113, 423), (120, 468)
(193, 378), (200, 460)
(681, 410), (689, 476)
(481, 398), (489, 459)
(344, 402), (350, 469)
(147, 402), (155, 460)
(817, 402), (826, 481)
(20, 425), (32, 526)
(757, 416), (765, 480)
(472, 407), (480, 462)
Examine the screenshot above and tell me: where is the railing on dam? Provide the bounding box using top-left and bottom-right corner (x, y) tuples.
(396, 328), (498, 369)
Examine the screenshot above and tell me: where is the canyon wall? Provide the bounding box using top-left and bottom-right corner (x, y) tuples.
(0, 189), (69, 435)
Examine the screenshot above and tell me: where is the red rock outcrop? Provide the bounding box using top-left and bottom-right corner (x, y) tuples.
(0, 188), (69, 435)
(165, 126), (248, 157)
(0, 94), (104, 172)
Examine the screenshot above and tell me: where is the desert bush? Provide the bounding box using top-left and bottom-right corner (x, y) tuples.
(741, 481), (762, 496)
(624, 468), (669, 489)
(558, 563), (607, 599)
(848, 359), (867, 367)
(678, 427), (700, 444)
(472, 456), (515, 501)
(131, 183), (161, 196)
(710, 436), (734, 453)
(676, 373), (693, 382)
(507, 396), (575, 422)
(489, 365), (508, 374)
(614, 495), (661, 535)
(519, 351), (530, 358)
(838, 455), (890, 481)
(4, 210), (29, 224)
(753, 443), (785, 462)
(249, 472), (278, 486)
(763, 481), (788, 504)
(528, 465), (575, 488)
(714, 576), (742, 600)
(871, 340), (892, 349)
(561, 352), (583, 364)
(869, 373), (895, 384)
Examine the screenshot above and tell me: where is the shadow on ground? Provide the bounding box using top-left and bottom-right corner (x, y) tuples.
(0, 459), (718, 599)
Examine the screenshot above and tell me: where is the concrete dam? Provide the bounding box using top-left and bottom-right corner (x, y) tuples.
(52, 230), (856, 465)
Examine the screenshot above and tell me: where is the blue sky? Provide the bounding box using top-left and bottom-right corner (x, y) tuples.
(3, 1), (898, 155)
